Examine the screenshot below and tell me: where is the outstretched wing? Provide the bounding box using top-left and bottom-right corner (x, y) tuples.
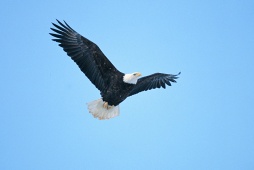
(50, 20), (120, 92)
(128, 72), (180, 97)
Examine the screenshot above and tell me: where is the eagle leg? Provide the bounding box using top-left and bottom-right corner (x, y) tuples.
(103, 102), (114, 110)
(103, 102), (108, 109)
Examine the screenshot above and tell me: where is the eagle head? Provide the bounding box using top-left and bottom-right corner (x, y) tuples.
(123, 72), (142, 84)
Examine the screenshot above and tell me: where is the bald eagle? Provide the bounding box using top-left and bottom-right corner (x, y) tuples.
(50, 20), (180, 120)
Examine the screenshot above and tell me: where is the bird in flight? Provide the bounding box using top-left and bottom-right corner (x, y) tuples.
(50, 20), (180, 120)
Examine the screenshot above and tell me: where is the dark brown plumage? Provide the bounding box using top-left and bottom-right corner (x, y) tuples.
(50, 20), (180, 119)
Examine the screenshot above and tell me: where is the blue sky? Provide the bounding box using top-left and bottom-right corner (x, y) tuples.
(1, 0), (254, 169)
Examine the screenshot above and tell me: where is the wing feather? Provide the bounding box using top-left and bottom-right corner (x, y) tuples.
(50, 20), (120, 92)
(128, 72), (180, 97)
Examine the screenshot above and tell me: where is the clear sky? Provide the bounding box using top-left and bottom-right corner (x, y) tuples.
(1, 0), (254, 169)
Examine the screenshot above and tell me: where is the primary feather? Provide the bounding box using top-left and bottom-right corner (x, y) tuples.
(50, 20), (120, 92)
(128, 72), (181, 97)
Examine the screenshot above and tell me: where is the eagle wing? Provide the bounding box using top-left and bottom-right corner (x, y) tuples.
(128, 72), (180, 97)
(50, 20), (120, 92)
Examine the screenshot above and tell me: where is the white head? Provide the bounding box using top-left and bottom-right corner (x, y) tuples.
(123, 72), (142, 84)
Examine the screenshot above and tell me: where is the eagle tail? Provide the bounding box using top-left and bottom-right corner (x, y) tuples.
(87, 99), (120, 120)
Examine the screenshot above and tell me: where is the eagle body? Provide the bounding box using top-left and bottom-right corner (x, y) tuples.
(101, 72), (135, 106)
(50, 20), (180, 120)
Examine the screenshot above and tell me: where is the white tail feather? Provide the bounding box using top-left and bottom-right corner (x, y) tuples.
(87, 99), (120, 120)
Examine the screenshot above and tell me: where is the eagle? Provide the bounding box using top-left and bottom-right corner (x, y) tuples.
(50, 20), (180, 120)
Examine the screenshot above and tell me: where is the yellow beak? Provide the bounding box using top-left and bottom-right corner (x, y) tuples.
(135, 72), (142, 77)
